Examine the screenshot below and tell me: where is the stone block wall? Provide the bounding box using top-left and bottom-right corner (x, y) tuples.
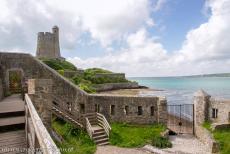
(88, 94), (167, 124)
(194, 90), (211, 126)
(28, 79), (53, 131)
(209, 98), (230, 123)
(193, 90), (221, 153)
(0, 52), (168, 125)
(195, 125), (219, 153)
(0, 78), (3, 100)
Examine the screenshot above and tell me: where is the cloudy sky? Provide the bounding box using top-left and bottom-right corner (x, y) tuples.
(0, 0), (230, 77)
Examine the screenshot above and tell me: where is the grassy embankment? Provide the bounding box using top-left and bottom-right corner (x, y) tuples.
(41, 58), (129, 93)
(202, 121), (230, 154)
(109, 123), (172, 148)
(52, 117), (96, 154)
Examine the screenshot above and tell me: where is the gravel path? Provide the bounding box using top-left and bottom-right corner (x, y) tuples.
(164, 134), (211, 154)
(96, 145), (150, 154)
(96, 135), (211, 154)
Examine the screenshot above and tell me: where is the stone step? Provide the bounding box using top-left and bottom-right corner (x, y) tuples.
(0, 116), (25, 127)
(95, 138), (109, 144)
(94, 128), (105, 133)
(93, 134), (108, 140)
(97, 141), (110, 146)
(93, 131), (106, 137)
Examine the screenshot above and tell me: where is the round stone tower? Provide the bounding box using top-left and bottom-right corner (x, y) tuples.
(36, 26), (61, 59)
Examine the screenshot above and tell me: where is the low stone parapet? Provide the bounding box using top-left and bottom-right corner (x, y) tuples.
(195, 125), (219, 153)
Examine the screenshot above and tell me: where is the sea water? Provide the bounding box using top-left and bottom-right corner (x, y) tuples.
(129, 77), (230, 105)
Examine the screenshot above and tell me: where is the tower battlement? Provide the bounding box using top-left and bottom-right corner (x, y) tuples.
(36, 26), (62, 59)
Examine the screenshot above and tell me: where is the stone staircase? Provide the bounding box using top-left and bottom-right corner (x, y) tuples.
(0, 94), (25, 128)
(85, 113), (111, 146)
(0, 94), (26, 153)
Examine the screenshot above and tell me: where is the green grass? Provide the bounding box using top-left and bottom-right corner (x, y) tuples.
(213, 128), (230, 154)
(41, 58), (131, 93)
(202, 121), (212, 131)
(52, 118), (96, 154)
(109, 123), (171, 148)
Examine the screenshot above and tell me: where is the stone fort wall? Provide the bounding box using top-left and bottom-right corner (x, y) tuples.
(0, 52), (167, 125)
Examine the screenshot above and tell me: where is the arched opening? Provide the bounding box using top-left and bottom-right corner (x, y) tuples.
(8, 69), (23, 94)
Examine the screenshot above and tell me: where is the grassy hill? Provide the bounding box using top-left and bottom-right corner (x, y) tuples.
(41, 58), (129, 93)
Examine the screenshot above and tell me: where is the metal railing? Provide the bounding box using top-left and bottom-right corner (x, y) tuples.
(25, 94), (60, 154)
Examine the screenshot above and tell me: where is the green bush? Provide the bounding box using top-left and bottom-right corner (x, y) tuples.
(84, 68), (112, 74)
(58, 70), (64, 76)
(41, 58), (77, 71)
(202, 121), (212, 131)
(151, 136), (172, 148)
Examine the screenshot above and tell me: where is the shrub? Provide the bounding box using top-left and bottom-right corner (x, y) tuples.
(58, 70), (64, 76)
(151, 136), (172, 148)
(41, 58), (77, 71)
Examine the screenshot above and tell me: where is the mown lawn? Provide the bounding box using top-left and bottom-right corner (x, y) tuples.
(109, 123), (172, 148)
(213, 127), (230, 154)
(52, 118), (96, 154)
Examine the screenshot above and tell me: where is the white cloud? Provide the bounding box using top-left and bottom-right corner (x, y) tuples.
(1, 0), (230, 76)
(0, 0), (156, 52)
(69, 0), (230, 76)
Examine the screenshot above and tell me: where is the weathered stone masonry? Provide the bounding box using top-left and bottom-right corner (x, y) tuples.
(193, 90), (230, 153)
(0, 52), (167, 125)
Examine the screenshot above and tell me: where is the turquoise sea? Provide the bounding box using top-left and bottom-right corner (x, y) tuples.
(129, 77), (230, 105)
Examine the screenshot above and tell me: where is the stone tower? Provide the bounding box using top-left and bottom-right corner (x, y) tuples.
(36, 26), (61, 59)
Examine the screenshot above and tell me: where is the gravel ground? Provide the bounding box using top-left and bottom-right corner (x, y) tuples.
(96, 135), (211, 154)
(96, 145), (150, 154)
(164, 134), (211, 154)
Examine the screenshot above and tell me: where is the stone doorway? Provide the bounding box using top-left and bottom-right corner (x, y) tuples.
(8, 70), (23, 94)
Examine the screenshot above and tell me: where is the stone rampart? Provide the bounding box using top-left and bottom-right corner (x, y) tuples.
(93, 82), (139, 92)
(0, 52), (167, 125)
(88, 94), (167, 124)
(0, 78), (3, 100)
(194, 90), (220, 153)
(210, 98), (230, 124)
(195, 125), (219, 153)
